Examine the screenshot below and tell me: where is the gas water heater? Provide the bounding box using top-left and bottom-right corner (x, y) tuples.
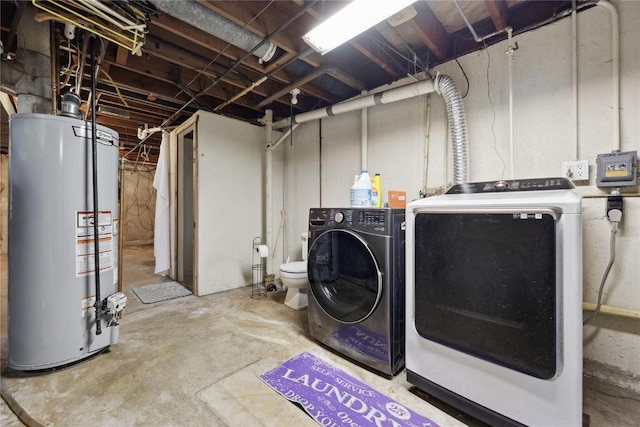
(8, 113), (126, 370)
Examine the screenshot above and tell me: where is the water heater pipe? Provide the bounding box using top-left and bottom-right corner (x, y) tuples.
(89, 35), (102, 335)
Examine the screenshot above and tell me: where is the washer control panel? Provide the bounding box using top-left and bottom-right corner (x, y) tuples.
(309, 208), (404, 234)
(358, 210), (386, 225)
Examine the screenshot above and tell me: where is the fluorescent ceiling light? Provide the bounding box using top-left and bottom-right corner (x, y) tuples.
(303, 0), (417, 55)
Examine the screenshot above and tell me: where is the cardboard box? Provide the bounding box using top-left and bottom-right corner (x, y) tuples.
(388, 190), (406, 208)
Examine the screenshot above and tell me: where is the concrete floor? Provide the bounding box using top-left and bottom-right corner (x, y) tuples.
(1, 245), (639, 426)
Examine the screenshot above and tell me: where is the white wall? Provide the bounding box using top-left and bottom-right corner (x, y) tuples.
(280, 1), (639, 386)
(195, 111), (282, 295)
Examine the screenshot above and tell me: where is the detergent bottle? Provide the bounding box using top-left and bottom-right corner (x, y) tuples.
(371, 173), (381, 208)
(350, 171), (372, 207)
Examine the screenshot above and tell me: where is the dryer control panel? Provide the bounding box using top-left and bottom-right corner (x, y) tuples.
(446, 177), (574, 194)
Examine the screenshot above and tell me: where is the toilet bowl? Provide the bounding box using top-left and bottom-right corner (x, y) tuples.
(279, 233), (309, 310)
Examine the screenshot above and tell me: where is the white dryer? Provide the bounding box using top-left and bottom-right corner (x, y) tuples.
(405, 178), (583, 426)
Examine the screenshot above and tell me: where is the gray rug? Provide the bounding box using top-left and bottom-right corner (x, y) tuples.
(132, 281), (192, 304)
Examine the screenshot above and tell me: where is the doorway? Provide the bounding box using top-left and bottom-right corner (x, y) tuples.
(177, 129), (196, 293)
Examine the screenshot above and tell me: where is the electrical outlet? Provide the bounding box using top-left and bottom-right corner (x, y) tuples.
(561, 160), (589, 181)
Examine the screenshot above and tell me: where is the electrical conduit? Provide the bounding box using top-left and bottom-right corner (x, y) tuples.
(596, 0), (620, 151)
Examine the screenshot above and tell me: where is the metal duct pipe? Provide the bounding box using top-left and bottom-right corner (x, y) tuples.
(8, 5), (53, 113)
(151, 0), (277, 63)
(272, 79), (436, 129)
(434, 74), (469, 185)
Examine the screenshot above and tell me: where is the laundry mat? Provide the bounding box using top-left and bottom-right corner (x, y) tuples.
(259, 352), (439, 427)
(132, 281), (192, 304)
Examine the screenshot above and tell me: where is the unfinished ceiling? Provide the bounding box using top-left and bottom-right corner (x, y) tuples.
(1, 0), (585, 163)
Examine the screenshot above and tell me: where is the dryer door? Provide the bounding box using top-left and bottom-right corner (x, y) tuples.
(308, 229), (382, 323)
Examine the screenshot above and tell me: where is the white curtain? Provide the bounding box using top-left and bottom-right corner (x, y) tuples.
(153, 131), (170, 275)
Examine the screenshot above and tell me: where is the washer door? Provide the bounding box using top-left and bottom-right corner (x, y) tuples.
(308, 229), (382, 323)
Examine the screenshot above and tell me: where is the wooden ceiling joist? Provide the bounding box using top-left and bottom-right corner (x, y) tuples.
(485, 0), (509, 30)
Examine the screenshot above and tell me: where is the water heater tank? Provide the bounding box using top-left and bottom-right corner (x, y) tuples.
(8, 113), (121, 370)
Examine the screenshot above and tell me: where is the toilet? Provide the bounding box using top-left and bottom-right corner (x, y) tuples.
(280, 232), (309, 310)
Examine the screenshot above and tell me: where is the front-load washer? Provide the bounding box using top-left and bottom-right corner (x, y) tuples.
(307, 207), (405, 377)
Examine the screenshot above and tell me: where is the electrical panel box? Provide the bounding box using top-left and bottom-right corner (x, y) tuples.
(596, 151), (637, 187)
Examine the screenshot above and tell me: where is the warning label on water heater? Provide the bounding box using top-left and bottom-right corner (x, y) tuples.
(76, 211), (113, 277)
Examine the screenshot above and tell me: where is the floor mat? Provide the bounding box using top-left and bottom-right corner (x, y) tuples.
(132, 281), (192, 304)
(259, 351), (440, 427)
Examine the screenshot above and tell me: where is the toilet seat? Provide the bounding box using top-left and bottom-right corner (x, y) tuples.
(280, 261), (306, 274)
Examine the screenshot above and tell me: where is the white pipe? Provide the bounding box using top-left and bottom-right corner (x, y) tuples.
(273, 79), (436, 129)
(596, 0), (620, 151)
(361, 90), (368, 171)
(289, 108), (331, 125)
(137, 124), (162, 140)
(264, 109), (273, 275)
(571, 4), (579, 159)
(271, 124), (300, 150)
(81, 0), (147, 31)
(507, 28), (515, 179)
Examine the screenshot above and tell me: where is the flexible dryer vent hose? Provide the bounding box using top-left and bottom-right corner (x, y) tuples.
(434, 74), (469, 185)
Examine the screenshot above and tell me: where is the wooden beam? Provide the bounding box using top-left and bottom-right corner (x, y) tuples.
(115, 45), (129, 65)
(103, 60), (263, 113)
(485, 0), (509, 30)
(149, 17), (338, 103)
(351, 34), (402, 79)
(408, 0), (450, 60)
